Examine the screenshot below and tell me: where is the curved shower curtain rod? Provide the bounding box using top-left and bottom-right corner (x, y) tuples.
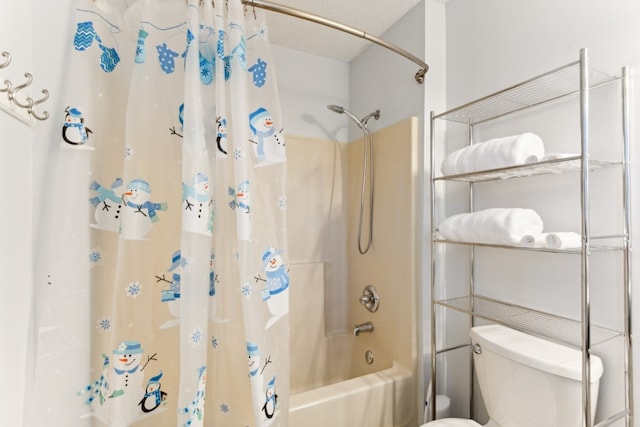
(241, 0), (429, 83)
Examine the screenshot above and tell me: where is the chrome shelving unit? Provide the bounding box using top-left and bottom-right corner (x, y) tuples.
(429, 49), (632, 427)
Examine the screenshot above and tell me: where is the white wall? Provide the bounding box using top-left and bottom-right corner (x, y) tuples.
(0, 2), (35, 426)
(271, 45), (351, 142)
(445, 0), (640, 422)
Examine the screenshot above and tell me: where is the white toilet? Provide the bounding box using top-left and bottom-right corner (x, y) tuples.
(423, 324), (604, 427)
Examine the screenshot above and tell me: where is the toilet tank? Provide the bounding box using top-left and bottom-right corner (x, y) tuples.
(470, 324), (603, 427)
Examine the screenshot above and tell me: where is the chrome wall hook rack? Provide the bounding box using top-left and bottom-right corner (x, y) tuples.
(0, 50), (50, 126)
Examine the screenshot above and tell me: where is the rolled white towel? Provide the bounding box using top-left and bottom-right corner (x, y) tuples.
(520, 233), (548, 248)
(545, 231), (582, 249)
(441, 133), (545, 175)
(437, 208), (544, 245)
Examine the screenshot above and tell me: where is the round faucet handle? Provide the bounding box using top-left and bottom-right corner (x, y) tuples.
(359, 285), (380, 312)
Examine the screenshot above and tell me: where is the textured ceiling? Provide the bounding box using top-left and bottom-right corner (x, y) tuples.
(262, 0), (423, 62)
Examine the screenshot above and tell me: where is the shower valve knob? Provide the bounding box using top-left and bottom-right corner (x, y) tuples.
(359, 285), (379, 312)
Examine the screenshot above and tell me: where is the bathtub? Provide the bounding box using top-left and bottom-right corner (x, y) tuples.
(289, 362), (414, 427)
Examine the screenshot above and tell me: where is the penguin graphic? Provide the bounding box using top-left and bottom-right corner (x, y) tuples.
(138, 372), (167, 413)
(62, 106), (93, 146)
(261, 376), (278, 420)
(216, 116), (228, 156)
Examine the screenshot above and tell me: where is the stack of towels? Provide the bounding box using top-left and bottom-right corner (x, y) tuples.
(441, 132), (546, 175)
(436, 207), (581, 249)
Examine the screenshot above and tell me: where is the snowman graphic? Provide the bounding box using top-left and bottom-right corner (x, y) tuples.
(260, 247), (289, 329)
(77, 353), (110, 407)
(89, 177), (124, 232)
(108, 340), (146, 424)
(159, 250), (182, 329)
(181, 366), (207, 426)
(120, 178), (167, 240)
(248, 107), (285, 165)
(182, 172), (213, 236)
(229, 180), (251, 241)
(228, 180), (250, 213)
(62, 106), (93, 148)
(247, 342), (264, 398)
(138, 371), (167, 413)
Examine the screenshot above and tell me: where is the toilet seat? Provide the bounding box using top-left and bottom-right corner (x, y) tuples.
(421, 419), (482, 427)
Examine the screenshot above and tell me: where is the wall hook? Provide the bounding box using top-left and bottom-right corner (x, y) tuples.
(8, 73), (34, 109)
(0, 51), (11, 69)
(29, 89), (50, 121)
(0, 79), (11, 93)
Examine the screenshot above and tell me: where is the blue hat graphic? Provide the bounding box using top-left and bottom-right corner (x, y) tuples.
(149, 371), (163, 384)
(68, 107), (83, 118)
(262, 247), (283, 269)
(247, 342), (259, 356)
(249, 107), (270, 134)
(195, 172), (208, 184)
(113, 340), (143, 355)
(128, 178), (151, 193)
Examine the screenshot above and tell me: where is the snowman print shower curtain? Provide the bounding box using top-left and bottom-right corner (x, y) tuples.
(30, 0), (289, 425)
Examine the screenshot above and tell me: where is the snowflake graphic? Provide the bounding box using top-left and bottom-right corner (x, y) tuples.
(88, 248), (103, 266)
(201, 65), (212, 81)
(179, 256), (189, 269)
(233, 147), (243, 160)
(278, 196), (287, 210)
(97, 316), (111, 332)
(188, 327), (203, 346)
(220, 403), (230, 413)
(211, 336), (218, 348)
(124, 144), (135, 159)
(126, 281), (142, 298)
(241, 282), (252, 297)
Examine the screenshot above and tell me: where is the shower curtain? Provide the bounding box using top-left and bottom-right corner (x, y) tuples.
(29, 0), (289, 426)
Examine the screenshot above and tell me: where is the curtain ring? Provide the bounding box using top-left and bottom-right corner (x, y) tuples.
(0, 51), (11, 69)
(8, 72), (34, 109)
(29, 89), (50, 121)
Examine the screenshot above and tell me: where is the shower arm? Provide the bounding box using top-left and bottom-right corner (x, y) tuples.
(242, 0), (429, 83)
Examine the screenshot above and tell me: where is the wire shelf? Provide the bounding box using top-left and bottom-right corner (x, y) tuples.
(433, 156), (619, 183)
(435, 295), (622, 348)
(433, 62), (618, 125)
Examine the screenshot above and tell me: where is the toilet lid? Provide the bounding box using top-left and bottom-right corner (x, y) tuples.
(421, 418), (482, 427)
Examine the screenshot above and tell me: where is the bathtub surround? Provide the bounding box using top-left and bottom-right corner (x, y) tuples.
(287, 117), (420, 426)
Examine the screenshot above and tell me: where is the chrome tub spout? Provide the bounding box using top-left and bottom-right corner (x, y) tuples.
(353, 321), (374, 336)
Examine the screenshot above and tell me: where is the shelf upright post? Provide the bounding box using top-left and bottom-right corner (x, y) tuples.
(621, 64), (633, 427)
(579, 47), (593, 427)
(468, 122), (476, 420)
(429, 110), (438, 422)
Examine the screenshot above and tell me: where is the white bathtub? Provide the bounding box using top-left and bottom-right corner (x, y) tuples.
(289, 362), (414, 427)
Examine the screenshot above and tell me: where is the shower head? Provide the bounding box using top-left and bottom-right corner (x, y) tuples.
(326, 105), (381, 131)
(326, 104), (365, 130)
(327, 104), (345, 114)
